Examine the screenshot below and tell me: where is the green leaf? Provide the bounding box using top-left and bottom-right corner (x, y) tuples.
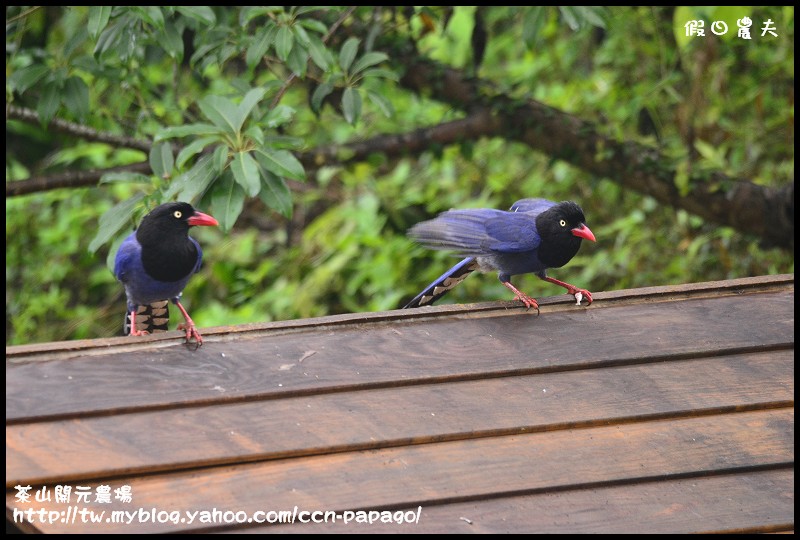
(359, 68), (399, 81)
(339, 37), (360, 72)
(694, 139), (727, 168)
(286, 39), (308, 76)
(292, 23), (311, 46)
(341, 87), (362, 125)
(310, 81), (334, 113)
(174, 6), (217, 25)
(213, 145), (229, 174)
(149, 142), (174, 179)
(246, 24), (276, 68)
(210, 172), (246, 232)
(275, 25), (294, 62)
(116, 23), (138, 61)
(674, 160), (691, 197)
(240, 6), (282, 25)
(88, 6), (112, 40)
(190, 41), (220, 67)
(265, 104), (295, 128)
(63, 77), (89, 121)
(154, 123), (221, 142)
(198, 95), (240, 135)
(165, 154), (219, 203)
(350, 52), (388, 74)
(522, 7), (549, 47)
(63, 26), (89, 57)
(231, 151), (261, 196)
(89, 193), (145, 253)
(236, 87), (268, 131)
(254, 147), (305, 181)
(366, 89), (394, 118)
(175, 136), (218, 169)
(706, 6), (751, 42)
(295, 6), (328, 17)
(136, 6), (165, 29)
(37, 82), (61, 126)
(297, 18), (328, 34)
(245, 125), (265, 146)
(157, 21), (184, 61)
(559, 6), (580, 31)
(94, 19), (122, 57)
(573, 6), (607, 28)
(262, 134), (305, 149)
(259, 168), (293, 217)
(674, 6), (701, 49)
(305, 34), (331, 71)
(8, 65), (50, 94)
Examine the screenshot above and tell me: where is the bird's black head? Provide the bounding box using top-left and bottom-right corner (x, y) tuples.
(535, 201), (596, 268)
(137, 202), (218, 239)
(136, 202), (218, 282)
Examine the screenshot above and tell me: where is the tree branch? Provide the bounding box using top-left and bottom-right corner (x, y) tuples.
(5, 163), (152, 196)
(7, 113), (498, 197)
(298, 111), (499, 169)
(6, 105), (152, 152)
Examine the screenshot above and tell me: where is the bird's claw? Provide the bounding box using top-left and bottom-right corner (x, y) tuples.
(515, 293), (540, 315)
(129, 329), (150, 337)
(568, 287), (593, 305)
(178, 323), (204, 347)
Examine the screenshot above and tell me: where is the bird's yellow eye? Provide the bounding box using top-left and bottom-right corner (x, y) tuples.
(559, 219), (566, 227)
(173, 211), (182, 219)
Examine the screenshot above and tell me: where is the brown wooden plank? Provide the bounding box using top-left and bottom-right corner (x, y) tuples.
(252, 469), (795, 534)
(6, 409), (793, 534)
(6, 351), (793, 487)
(5, 290), (794, 423)
(6, 274), (793, 362)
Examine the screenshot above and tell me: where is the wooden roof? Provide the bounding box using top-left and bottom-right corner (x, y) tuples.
(6, 274), (794, 533)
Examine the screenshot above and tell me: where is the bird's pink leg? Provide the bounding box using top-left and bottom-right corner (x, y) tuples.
(502, 281), (540, 314)
(175, 301), (204, 344)
(128, 310), (150, 336)
(540, 276), (593, 305)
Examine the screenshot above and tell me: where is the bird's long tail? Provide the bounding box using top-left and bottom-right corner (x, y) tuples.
(123, 301), (170, 336)
(403, 257), (479, 308)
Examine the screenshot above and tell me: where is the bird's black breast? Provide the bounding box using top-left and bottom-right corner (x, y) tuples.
(133, 202), (203, 283)
(135, 216), (199, 283)
(139, 240), (198, 282)
(537, 235), (582, 268)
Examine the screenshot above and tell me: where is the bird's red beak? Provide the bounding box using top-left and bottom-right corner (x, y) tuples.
(188, 211), (219, 227)
(571, 223), (596, 242)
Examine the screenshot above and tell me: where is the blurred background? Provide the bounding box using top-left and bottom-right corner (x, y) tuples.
(6, 6), (794, 345)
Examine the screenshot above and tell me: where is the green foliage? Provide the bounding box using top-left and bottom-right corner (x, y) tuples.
(5, 6), (794, 345)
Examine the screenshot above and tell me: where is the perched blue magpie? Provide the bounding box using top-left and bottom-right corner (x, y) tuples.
(404, 198), (596, 312)
(114, 202), (218, 344)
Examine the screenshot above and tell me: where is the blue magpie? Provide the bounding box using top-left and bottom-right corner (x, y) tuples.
(404, 198), (596, 312)
(114, 202), (218, 344)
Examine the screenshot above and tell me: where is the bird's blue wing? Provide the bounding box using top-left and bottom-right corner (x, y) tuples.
(408, 208), (497, 253)
(113, 232), (140, 282)
(410, 208), (540, 255)
(483, 213), (541, 253)
(509, 198), (556, 214)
